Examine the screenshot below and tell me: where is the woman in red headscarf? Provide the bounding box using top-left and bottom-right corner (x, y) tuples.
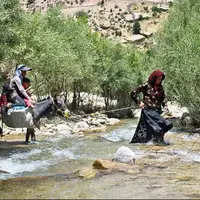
(130, 69), (173, 145)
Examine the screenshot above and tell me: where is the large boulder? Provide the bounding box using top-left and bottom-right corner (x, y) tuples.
(126, 34), (145, 44)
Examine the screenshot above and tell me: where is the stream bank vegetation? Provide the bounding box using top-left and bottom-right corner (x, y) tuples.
(141, 0), (200, 126)
(0, 0), (143, 115)
(1, 0), (200, 127)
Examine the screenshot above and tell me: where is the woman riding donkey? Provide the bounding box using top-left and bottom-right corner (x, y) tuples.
(9, 64), (36, 143)
(9, 64), (35, 108)
(130, 69), (173, 146)
(0, 67), (34, 137)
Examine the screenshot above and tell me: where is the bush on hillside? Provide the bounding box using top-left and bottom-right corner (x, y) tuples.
(151, 6), (163, 13)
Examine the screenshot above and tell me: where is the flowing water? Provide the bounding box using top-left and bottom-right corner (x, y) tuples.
(1, 119), (200, 199)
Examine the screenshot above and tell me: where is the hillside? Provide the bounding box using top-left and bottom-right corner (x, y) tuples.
(20, 0), (172, 50)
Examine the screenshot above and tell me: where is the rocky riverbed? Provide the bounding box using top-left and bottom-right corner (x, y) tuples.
(1, 112), (119, 136)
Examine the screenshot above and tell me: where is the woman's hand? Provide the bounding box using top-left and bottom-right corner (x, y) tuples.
(139, 101), (145, 108)
(28, 98), (36, 105)
(163, 106), (169, 112)
(31, 99), (36, 105)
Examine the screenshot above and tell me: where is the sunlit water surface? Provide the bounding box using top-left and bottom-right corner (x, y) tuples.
(1, 119), (200, 199)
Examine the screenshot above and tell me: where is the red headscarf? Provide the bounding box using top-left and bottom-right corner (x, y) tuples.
(148, 69), (165, 87)
(148, 69), (165, 100)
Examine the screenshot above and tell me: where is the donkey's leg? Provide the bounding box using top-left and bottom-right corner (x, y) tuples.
(30, 128), (36, 141)
(26, 128), (32, 143)
(0, 126), (3, 137)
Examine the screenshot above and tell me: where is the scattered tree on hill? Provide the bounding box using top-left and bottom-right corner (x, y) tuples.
(133, 20), (141, 34)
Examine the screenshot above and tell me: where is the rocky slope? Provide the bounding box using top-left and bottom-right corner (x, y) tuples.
(20, 0), (173, 50)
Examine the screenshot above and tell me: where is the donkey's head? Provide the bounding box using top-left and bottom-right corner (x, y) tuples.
(33, 96), (65, 122)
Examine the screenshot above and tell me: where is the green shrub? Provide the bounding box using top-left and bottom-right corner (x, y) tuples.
(151, 5), (162, 13)
(169, 1), (173, 8)
(75, 10), (88, 18)
(75, 10), (88, 23)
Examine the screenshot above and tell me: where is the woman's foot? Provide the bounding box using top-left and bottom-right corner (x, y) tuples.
(152, 135), (170, 146)
(155, 140), (170, 146)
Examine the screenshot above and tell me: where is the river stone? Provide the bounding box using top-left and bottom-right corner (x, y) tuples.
(132, 108), (141, 118)
(56, 124), (72, 136)
(83, 126), (107, 134)
(73, 121), (89, 133)
(106, 118), (120, 125)
(0, 170), (9, 174)
(176, 175), (193, 181)
(76, 167), (97, 179)
(96, 118), (106, 124)
(92, 159), (133, 170)
(90, 119), (101, 126)
(45, 124), (54, 129)
(112, 146), (136, 164)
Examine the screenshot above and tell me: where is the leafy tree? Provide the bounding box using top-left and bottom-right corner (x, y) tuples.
(0, 5), (143, 113)
(0, 0), (22, 64)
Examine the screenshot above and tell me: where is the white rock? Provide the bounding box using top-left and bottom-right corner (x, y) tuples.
(133, 12), (151, 20)
(57, 124), (72, 131)
(106, 118), (120, 125)
(73, 121), (89, 133)
(125, 14), (134, 22)
(167, 101), (189, 118)
(113, 146), (136, 164)
(141, 31), (153, 37)
(100, 21), (111, 29)
(45, 124), (54, 129)
(133, 108), (141, 118)
(126, 34), (145, 43)
(56, 124), (72, 136)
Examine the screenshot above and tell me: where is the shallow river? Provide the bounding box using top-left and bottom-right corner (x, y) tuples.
(1, 119), (200, 199)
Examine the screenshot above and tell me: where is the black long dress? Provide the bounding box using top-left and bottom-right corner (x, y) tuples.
(130, 108), (173, 143)
(130, 70), (174, 143)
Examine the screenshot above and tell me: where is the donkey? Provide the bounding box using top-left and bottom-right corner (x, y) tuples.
(1, 96), (65, 143)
